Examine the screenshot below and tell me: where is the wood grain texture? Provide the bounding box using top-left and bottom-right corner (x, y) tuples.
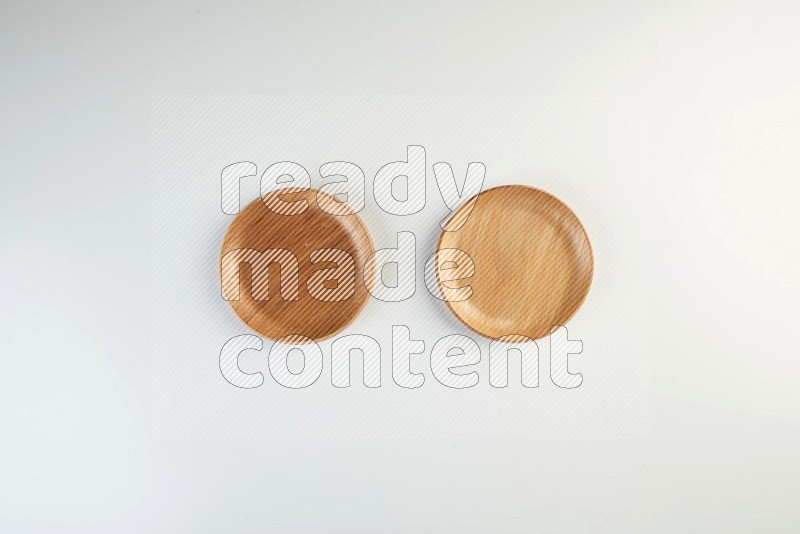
(221, 189), (374, 342)
(436, 185), (593, 341)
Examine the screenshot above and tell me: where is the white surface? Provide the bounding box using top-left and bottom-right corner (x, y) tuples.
(2, 1), (800, 532)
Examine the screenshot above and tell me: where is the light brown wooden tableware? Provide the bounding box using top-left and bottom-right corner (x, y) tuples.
(436, 185), (593, 341)
(221, 189), (374, 342)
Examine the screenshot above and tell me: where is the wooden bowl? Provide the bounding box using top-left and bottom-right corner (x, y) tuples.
(436, 185), (593, 341)
(220, 189), (374, 342)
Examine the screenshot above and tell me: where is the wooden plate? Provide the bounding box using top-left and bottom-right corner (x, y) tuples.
(221, 189), (374, 342)
(436, 185), (593, 341)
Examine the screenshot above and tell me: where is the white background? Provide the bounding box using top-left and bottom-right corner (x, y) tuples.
(2, 1), (799, 532)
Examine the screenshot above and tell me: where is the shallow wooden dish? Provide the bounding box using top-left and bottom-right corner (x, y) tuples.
(221, 189), (374, 342)
(436, 185), (593, 341)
